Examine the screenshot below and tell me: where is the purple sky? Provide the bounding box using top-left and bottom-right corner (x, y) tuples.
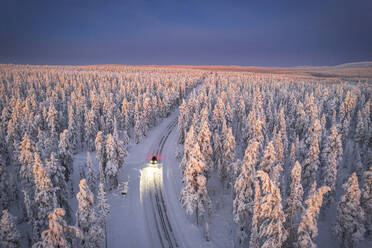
(1, 0), (371, 66)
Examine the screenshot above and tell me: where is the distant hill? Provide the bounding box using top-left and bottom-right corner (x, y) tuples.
(333, 61), (372, 68)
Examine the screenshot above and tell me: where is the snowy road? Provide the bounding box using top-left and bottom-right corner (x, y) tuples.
(141, 119), (179, 248)
(102, 112), (184, 248)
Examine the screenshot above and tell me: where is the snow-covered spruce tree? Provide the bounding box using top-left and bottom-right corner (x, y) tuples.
(220, 127), (235, 187)
(302, 121), (321, 191)
(180, 125), (195, 174)
(46, 104), (59, 156)
(260, 140), (283, 185)
(86, 152), (96, 195)
(105, 134), (126, 190)
(254, 170), (287, 248)
(95, 131), (106, 184)
(97, 183), (110, 248)
(84, 108), (97, 152)
(32, 208), (83, 248)
(335, 173), (365, 248)
(121, 98), (131, 137)
(278, 107), (288, 154)
(67, 105), (80, 154)
(141, 97), (151, 136)
(76, 179), (104, 248)
(233, 141), (259, 245)
(19, 133), (35, 189)
(103, 96), (114, 135)
(197, 119), (213, 176)
(260, 141), (276, 175)
(32, 153), (58, 242)
(274, 130), (285, 171)
(178, 99), (189, 144)
(180, 142), (211, 228)
(296, 182), (330, 248)
(58, 130), (73, 183)
(321, 125), (342, 207)
(212, 97), (225, 133)
(285, 161), (304, 245)
(46, 152), (69, 219)
(0, 210), (21, 248)
(362, 166), (372, 235)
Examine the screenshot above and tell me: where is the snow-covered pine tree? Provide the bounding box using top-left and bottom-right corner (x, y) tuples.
(220, 127), (235, 187)
(95, 131), (106, 184)
(233, 141), (259, 244)
(0, 210), (21, 248)
(97, 183), (110, 248)
(32, 153), (58, 242)
(285, 161), (304, 245)
(105, 134), (126, 190)
(180, 142), (211, 227)
(321, 125), (342, 207)
(58, 130), (73, 183)
(362, 166), (372, 235)
(32, 208), (83, 248)
(180, 125), (195, 174)
(255, 170), (287, 248)
(197, 119), (213, 176)
(19, 133), (35, 189)
(335, 173), (365, 248)
(76, 179), (104, 248)
(296, 182), (330, 248)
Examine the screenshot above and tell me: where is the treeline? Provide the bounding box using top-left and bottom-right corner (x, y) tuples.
(178, 72), (372, 247)
(0, 65), (204, 247)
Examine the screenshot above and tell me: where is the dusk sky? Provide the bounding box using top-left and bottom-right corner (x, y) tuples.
(1, 0), (371, 66)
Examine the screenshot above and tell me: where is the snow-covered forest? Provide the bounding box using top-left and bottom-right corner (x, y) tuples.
(0, 64), (203, 247)
(176, 72), (372, 247)
(0, 64), (371, 248)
